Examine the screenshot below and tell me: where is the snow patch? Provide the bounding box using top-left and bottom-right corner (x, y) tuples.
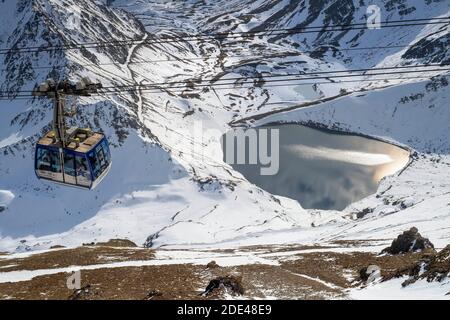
(348, 277), (450, 300)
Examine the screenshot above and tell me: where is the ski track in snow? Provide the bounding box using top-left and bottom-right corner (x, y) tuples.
(124, 32), (149, 123)
(288, 272), (342, 290)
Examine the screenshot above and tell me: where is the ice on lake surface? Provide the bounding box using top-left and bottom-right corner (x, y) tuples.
(223, 124), (410, 210)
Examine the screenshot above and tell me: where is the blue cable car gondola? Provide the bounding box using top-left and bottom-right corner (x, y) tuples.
(35, 129), (111, 189)
(33, 78), (111, 189)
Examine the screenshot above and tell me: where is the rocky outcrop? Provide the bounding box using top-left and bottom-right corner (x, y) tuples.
(382, 227), (435, 255)
(94, 239), (138, 248)
(399, 245), (450, 287)
(416, 245), (450, 282)
(402, 33), (450, 65)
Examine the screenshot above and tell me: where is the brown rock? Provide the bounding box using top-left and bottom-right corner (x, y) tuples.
(206, 260), (219, 269)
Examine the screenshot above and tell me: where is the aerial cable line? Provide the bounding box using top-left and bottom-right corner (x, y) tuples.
(166, 16), (450, 38)
(3, 21), (448, 55)
(0, 75), (442, 101)
(4, 16), (450, 49)
(14, 16), (450, 50)
(1, 64), (448, 95)
(1, 68), (447, 100)
(0, 43), (434, 72)
(95, 68), (450, 93)
(120, 75), (448, 95)
(96, 64), (450, 91)
(180, 75), (448, 91)
(1, 63), (447, 95)
(0, 16), (446, 52)
(0, 17), (448, 55)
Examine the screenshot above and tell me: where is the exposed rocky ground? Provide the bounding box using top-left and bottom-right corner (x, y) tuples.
(0, 233), (448, 300)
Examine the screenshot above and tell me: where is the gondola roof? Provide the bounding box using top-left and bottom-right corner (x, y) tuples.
(37, 129), (104, 154)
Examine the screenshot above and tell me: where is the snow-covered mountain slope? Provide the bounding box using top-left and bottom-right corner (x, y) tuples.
(0, 0), (449, 253)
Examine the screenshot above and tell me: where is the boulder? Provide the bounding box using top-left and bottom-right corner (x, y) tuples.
(206, 260), (219, 269)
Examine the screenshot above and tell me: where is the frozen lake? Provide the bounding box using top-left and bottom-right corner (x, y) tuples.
(223, 124), (410, 210)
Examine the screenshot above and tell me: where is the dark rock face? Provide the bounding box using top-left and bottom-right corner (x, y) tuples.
(201, 276), (244, 296)
(382, 227), (435, 255)
(143, 232), (160, 248)
(402, 33), (450, 65)
(355, 207), (373, 219)
(359, 266), (370, 282)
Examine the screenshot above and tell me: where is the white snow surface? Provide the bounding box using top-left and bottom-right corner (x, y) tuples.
(348, 277), (450, 300)
(0, 191), (14, 209)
